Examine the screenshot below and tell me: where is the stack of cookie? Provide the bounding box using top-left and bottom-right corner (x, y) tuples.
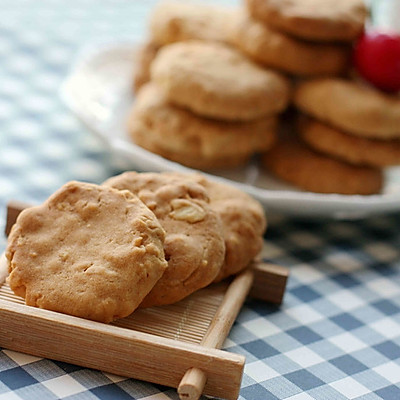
(134, 1), (236, 92)
(233, 0), (398, 195)
(6, 172), (267, 323)
(263, 77), (400, 195)
(130, 39), (291, 170)
(232, 0), (367, 77)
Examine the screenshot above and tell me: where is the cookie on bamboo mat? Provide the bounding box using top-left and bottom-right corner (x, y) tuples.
(151, 41), (291, 121)
(231, 12), (349, 76)
(149, 1), (235, 46)
(294, 78), (400, 139)
(262, 136), (383, 195)
(246, 0), (367, 42)
(133, 41), (159, 92)
(299, 117), (400, 167)
(5, 181), (167, 323)
(188, 173), (267, 282)
(129, 83), (278, 169)
(103, 172), (225, 307)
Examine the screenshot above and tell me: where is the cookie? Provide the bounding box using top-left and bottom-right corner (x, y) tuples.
(133, 41), (159, 92)
(129, 83), (278, 169)
(149, 1), (234, 46)
(5, 181), (167, 323)
(299, 117), (400, 167)
(188, 174), (267, 281)
(230, 12), (349, 76)
(151, 41), (291, 121)
(131, 132), (253, 170)
(294, 78), (400, 139)
(262, 135), (383, 195)
(103, 172), (225, 307)
(246, 0), (367, 42)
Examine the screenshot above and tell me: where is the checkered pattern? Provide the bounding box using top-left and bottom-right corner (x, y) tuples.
(235, 216), (400, 400)
(1, 0), (400, 399)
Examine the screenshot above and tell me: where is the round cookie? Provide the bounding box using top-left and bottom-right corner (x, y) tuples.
(262, 136), (383, 195)
(103, 172), (225, 307)
(129, 83), (278, 169)
(131, 131), (252, 170)
(188, 174), (267, 282)
(294, 78), (400, 139)
(230, 13), (350, 76)
(149, 1), (234, 46)
(5, 181), (167, 323)
(151, 41), (291, 121)
(151, 173), (266, 281)
(246, 0), (367, 42)
(299, 117), (400, 167)
(133, 41), (159, 92)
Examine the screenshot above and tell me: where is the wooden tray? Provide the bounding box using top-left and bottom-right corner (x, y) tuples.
(0, 202), (289, 400)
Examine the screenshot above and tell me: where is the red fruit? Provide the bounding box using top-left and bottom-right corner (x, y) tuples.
(353, 30), (400, 92)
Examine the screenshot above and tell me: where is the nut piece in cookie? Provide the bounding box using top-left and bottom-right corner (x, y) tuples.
(187, 173), (267, 282)
(262, 135), (383, 195)
(6, 181), (167, 323)
(103, 172), (225, 307)
(129, 83), (278, 170)
(246, 0), (367, 42)
(149, 1), (235, 46)
(151, 41), (291, 121)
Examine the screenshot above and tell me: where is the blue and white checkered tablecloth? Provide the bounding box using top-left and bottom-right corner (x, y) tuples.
(0, 1), (399, 399)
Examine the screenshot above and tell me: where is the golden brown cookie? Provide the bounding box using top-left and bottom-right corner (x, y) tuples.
(5, 181), (167, 323)
(133, 41), (159, 92)
(294, 78), (400, 139)
(129, 83), (278, 169)
(151, 41), (291, 121)
(131, 133), (253, 170)
(149, 1), (235, 46)
(299, 117), (400, 167)
(103, 172), (225, 307)
(262, 135), (383, 195)
(188, 174), (267, 282)
(230, 12), (350, 76)
(246, 0), (367, 42)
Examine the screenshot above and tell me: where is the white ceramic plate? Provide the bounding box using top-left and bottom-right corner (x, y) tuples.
(61, 42), (400, 219)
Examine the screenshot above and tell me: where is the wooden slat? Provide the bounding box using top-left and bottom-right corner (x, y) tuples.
(113, 283), (227, 344)
(178, 269), (254, 400)
(0, 299), (244, 399)
(5, 200), (31, 236)
(250, 261), (289, 304)
(0, 282), (225, 344)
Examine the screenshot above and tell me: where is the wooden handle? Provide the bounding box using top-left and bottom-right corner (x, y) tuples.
(178, 269), (254, 400)
(201, 269), (254, 348)
(178, 367), (207, 400)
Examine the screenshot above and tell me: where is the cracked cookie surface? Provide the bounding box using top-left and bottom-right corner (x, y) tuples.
(151, 41), (290, 121)
(6, 181), (167, 322)
(104, 172), (225, 307)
